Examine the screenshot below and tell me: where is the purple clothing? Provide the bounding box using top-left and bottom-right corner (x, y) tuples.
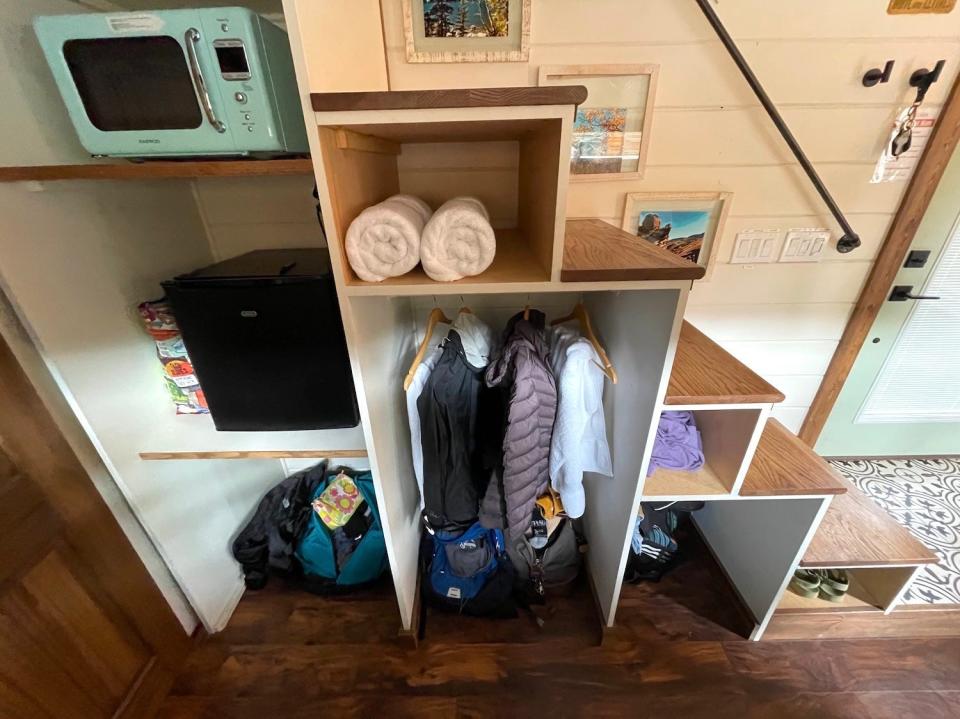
(647, 411), (704, 476)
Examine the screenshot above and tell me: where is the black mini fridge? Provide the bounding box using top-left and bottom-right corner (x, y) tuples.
(162, 249), (359, 431)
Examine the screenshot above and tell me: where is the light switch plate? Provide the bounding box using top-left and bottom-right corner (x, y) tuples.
(779, 228), (830, 262)
(731, 229), (780, 264)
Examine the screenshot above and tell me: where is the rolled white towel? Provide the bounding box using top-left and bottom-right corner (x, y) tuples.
(345, 194), (432, 282)
(420, 197), (496, 282)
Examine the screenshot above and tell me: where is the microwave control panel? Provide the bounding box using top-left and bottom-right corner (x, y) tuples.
(203, 13), (275, 149)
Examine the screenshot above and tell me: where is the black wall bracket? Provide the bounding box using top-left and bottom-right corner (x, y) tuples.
(694, 0), (861, 253)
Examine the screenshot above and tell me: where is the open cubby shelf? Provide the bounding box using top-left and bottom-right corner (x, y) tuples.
(317, 113), (566, 291)
(644, 464), (729, 497)
(343, 229), (550, 295)
(0, 158), (313, 182)
(776, 571), (886, 614)
(643, 407), (765, 499)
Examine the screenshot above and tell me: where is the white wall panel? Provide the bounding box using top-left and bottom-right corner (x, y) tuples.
(685, 303), (853, 342)
(688, 263), (871, 305)
(368, 0), (960, 447)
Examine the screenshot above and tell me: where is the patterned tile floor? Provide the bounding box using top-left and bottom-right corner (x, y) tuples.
(829, 457), (960, 605)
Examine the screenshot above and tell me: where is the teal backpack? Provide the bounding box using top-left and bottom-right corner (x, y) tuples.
(295, 468), (388, 590)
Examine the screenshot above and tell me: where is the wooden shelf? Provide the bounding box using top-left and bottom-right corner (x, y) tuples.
(643, 463), (730, 498)
(138, 416), (366, 461)
(776, 572), (883, 614)
(140, 449), (368, 461)
(0, 159), (314, 182)
(740, 419), (847, 497)
(343, 229), (550, 296)
(666, 321), (785, 405)
(801, 474), (939, 568)
(561, 220), (705, 283)
(311, 86), (588, 112)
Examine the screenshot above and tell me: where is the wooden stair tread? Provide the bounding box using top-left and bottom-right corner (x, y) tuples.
(666, 321), (785, 405)
(560, 219), (705, 282)
(802, 474), (939, 568)
(311, 86), (588, 112)
(740, 419), (847, 497)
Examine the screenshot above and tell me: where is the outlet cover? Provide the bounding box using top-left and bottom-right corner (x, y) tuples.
(779, 228), (830, 262)
(731, 229), (780, 264)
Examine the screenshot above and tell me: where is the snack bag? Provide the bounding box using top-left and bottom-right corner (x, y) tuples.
(138, 299), (208, 415)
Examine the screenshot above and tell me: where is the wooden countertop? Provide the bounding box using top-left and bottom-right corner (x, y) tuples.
(666, 321), (785, 405)
(739, 419), (847, 497)
(802, 474), (939, 568)
(560, 219), (706, 282)
(311, 86), (588, 112)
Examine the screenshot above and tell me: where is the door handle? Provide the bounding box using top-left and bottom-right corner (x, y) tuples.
(889, 284), (941, 301)
(185, 28), (226, 134)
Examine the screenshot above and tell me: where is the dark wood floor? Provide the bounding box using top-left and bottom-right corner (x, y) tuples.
(158, 533), (960, 719)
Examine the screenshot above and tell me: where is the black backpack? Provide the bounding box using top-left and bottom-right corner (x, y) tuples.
(507, 517), (582, 603)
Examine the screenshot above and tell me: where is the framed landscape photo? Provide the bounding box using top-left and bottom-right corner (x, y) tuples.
(621, 191), (732, 276)
(539, 64), (659, 181)
(402, 0), (531, 63)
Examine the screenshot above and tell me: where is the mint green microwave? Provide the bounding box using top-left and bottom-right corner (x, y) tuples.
(34, 8), (308, 158)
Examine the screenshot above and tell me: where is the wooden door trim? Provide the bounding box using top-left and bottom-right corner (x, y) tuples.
(0, 332), (197, 716)
(798, 72), (960, 446)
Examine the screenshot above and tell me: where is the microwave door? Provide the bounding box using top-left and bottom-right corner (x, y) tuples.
(59, 24), (237, 156)
(64, 36), (203, 133)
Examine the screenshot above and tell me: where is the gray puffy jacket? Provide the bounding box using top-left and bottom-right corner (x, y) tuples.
(480, 310), (557, 536)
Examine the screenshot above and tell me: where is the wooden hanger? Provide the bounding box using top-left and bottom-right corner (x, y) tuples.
(551, 302), (618, 384)
(403, 307), (451, 391)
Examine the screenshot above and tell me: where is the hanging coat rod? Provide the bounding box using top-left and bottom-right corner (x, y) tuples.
(694, 0), (861, 253)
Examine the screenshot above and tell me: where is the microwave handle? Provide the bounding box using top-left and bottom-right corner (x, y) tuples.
(185, 28), (226, 134)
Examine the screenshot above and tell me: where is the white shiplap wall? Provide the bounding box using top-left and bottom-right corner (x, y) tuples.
(192, 175), (325, 261)
(369, 0), (960, 431)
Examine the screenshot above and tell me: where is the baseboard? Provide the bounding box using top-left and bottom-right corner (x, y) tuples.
(397, 570), (422, 648)
(582, 554), (623, 646)
(208, 577), (246, 633)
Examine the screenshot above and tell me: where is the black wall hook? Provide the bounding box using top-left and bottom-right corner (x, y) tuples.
(863, 60), (895, 87)
(910, 60), (946, 101)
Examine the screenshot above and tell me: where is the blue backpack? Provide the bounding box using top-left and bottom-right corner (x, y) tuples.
(424, 522), (517, 617)
(295, 469), (388, 589)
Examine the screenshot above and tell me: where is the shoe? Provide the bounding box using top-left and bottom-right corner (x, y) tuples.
(817, 569), (850, 603)
(789, 569), (822, 598)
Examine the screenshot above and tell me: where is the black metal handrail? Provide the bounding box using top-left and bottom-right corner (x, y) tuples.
(695, 0), (861, 253)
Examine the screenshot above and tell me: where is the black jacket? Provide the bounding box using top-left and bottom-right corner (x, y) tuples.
(232, 461), (327, 589)
(417, 330), (503, 531)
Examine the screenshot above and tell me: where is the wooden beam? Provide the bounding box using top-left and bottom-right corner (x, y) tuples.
(334, 128), (401, 155)
(798, 71), (960, 446)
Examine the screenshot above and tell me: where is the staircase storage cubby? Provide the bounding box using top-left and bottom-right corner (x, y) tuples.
(306, 85), (717, 633)
(644, 407), (766, 498)
(312, 89), (589, 293)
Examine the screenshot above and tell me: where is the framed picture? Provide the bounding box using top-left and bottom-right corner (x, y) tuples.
(539, 64), (659, 181)
(621, 192), (732, 275)
(402, 0), (531, 63)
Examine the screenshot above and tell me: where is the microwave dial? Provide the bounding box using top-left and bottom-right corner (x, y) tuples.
(212, 39), (250, 81)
